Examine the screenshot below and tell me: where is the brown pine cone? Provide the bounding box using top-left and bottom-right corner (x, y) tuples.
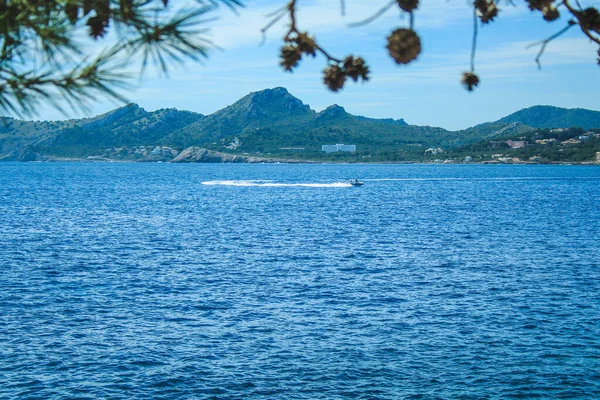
(387, 28), (421, 65)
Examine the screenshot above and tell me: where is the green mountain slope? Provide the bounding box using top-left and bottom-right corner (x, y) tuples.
(1, 104), (204, 159)
(49, 104), (203, 149)
(168, 87), (317, 147)
(495, 105), (600, 129)
(0, 118), (74, 157)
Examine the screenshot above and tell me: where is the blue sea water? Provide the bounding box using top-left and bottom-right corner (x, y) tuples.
(1, 162), (599, 399)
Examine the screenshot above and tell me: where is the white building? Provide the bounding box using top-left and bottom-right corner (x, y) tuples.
(322, 144), (356, 153)
(151, 146), (162, 155)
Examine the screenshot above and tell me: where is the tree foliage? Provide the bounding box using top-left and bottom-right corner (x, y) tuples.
(0, 0), (242, 116)
(0, 0), (598, 117)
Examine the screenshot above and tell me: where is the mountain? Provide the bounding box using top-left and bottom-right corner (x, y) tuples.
(50, 104), (203, 149)
(495, 105), (600, 129)
(163, 87), (456, 155)
(1, 88), (599, 162)
(169, 87), (315, 146)
(0, 104), (203, 160)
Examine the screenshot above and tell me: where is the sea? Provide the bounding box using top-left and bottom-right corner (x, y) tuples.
(1, 162), (599, 399)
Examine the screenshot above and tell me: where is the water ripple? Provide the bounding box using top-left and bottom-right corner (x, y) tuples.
(1, 163), (599, 398)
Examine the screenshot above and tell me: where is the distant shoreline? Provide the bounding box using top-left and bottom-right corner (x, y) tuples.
(2, 158), (599, 166)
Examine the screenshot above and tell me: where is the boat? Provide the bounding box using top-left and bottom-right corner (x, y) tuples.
(349, 179), (364, 186)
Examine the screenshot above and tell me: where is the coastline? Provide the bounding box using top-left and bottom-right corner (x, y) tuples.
(2, 146), (599, 166)
(1, 158), (598, 166)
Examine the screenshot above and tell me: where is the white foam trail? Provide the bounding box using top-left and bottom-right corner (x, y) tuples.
(202, 180), (352, 188)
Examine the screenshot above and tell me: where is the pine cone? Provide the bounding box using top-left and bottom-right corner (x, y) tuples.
(396, 0), (419, 13)
(475, 0), (499, 24)
(280, 45), (302, 72)
(343, 56), (369, 82)
(323, 65), (346, 91)
(577, 8), (600, 33)
(526, 0), (552, 11)
(542, 6), (560, 21)
(293, 33), (317, 57)
(461, 72), (480, 91)
(387, 28), (421, 65)
(87, 16), (109, 39)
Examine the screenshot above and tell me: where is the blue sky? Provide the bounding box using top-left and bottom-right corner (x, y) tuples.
(30, 0), (600, 130)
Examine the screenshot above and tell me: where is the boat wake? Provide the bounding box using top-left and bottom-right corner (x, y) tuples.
(202, 180), (351, 188)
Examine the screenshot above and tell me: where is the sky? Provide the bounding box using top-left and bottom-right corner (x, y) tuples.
(23, 0), (600, 131)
